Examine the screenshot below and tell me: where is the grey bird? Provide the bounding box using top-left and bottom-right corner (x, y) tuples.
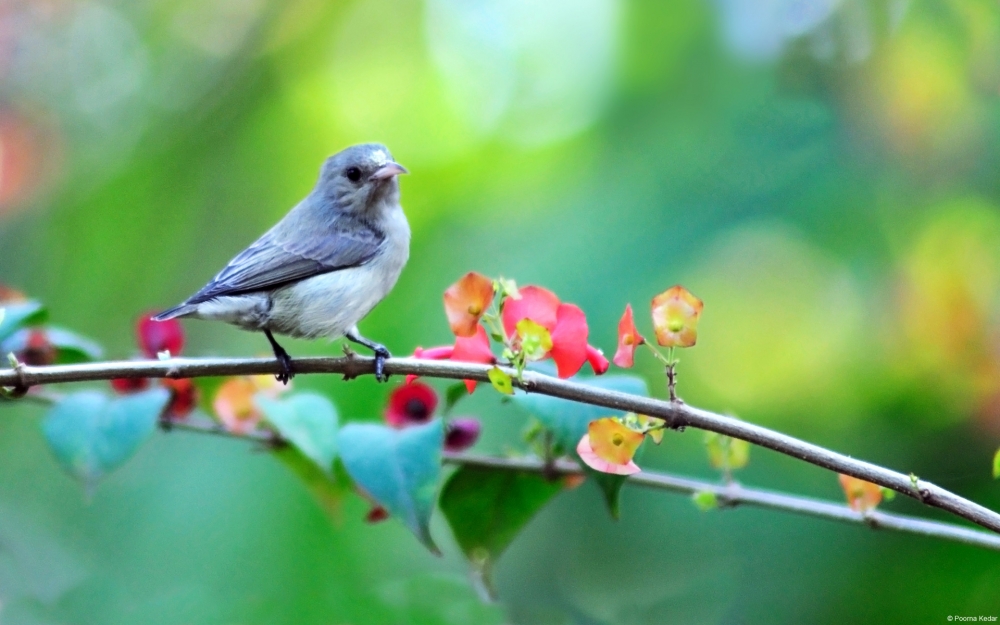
(154, 143), (410, 384)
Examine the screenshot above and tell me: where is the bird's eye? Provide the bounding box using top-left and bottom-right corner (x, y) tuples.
(345, 167), (362, 183)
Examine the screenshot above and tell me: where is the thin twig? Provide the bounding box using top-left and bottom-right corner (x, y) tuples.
(2, 355), (999, 536)
(147, 416), (1000, 553)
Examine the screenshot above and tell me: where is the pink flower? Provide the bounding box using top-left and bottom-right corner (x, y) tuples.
(137, 312), (184, 358)
(613, 304), (645, 368)
(501, 286), (606, 378)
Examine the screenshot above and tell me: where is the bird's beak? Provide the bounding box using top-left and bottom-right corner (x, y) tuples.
(369, 162), (408, 181)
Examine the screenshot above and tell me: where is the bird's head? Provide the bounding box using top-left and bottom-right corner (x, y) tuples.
(316, 143), (407, 212)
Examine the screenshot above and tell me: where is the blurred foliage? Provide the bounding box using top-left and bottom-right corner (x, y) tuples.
(3, 0), (1000, 622)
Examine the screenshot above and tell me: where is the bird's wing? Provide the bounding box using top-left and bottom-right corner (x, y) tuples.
(184, 218), (384, 304)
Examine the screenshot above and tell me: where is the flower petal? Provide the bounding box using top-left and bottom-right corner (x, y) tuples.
(451, 325), (495, 364)
(550, 303), (589, 378)
(385, 381), (438, 428)
(443, 272), (495, 337)
(213, 377), (261, 434)
(586, 345), (610, 375)
(613, 304), (645, 368)
(587, 417), (645, 465)
(501, 285), (560, 336)
(444, 417), (481, 451)
(838, 474), (883, 512)
(576, 435), (641, 475)
(650, 286), (703, 348)
(137, 312), (185, 358)
(162, 378), (197, 419)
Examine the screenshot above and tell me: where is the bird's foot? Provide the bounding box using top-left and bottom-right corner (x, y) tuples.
(373, 344), (390, 383)
(275, 350), (294, 385)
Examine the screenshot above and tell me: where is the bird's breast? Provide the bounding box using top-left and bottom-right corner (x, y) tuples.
(267, 214), (410, 340)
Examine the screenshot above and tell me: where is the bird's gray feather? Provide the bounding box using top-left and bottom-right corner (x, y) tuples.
(183, 212), (384, 305)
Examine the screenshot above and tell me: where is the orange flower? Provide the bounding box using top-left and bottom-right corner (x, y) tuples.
(838, 474), (883, 512)
(613, 304), (645, 368)
(443, 272), (494, 337)
(213, 375), (286, 434)
(576, 418), (644, 475)
(650, 285), (703, 348)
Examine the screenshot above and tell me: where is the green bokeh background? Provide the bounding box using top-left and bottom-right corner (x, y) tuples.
(2, 0), (1000, 622)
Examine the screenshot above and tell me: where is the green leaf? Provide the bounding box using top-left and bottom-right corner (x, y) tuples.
(42, 389), (170, 489)
(45, 327), (104, 363)
(0, 300), (46, 343)
(273, 446), (351, 520)
(705, 432), (750, 472)
(512, 374), (649, 454)
(993, 448), (1000, 479)
(692, 490), (718, 511)
(487, 367), (514, 395)
(0, 326), (103, 364)
(443, 382), (468, 416)
(338, 419), (444, 552)
(440, 465), (562, 595)
(256, 392), (338, 473)
(583, 440), (647, 520)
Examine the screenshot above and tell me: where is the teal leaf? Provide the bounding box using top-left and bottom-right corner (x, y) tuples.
(0, 326), (103, 364)
(0, 301), (46, 343)
(42, 389), (170, 489)
(512, 374), (649, 454)
(339, 419), (443, 552)
(440, 465), (562, 595)
(256, 392), (338, 473)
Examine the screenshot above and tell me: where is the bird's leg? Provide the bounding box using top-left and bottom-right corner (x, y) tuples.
(345, 326), (391, 382)
(264, 329), (294, 385)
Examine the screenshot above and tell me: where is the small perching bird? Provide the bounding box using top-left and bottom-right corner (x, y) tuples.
(155, 143), (410, 383)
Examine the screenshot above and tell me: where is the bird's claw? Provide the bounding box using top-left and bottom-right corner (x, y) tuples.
(275, 352), (294, 385)
(373, 345), (391, 383)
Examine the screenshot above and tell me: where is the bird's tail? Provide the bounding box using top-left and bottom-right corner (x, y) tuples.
(153, 304), (196, 321)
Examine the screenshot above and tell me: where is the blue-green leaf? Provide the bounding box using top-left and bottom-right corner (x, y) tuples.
(339, 419), (444, 553)
(256, 392), (338, 473)
(42, 389), (170, 489)
(0, 301), (46, 343)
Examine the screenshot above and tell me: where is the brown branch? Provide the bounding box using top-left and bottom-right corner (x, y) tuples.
(162, 416), (1000, 552)
(2, 354), (999, 536)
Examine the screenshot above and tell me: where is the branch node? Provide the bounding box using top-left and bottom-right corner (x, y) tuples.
(3, 354), (30, 398)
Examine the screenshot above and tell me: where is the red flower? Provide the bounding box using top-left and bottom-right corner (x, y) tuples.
(501, 285), (606, 378)
(444, 418), (481, 451)
(162, 378), (197, 419)
(409, 326), (496, 392)
(365, 505), (390, 523)
(137, 312), (184, 358)
(17, 329), (56, 366)
(111, 376), (151, 394)
(613, 304), (645, 368)
(385, 382), (438, 428)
